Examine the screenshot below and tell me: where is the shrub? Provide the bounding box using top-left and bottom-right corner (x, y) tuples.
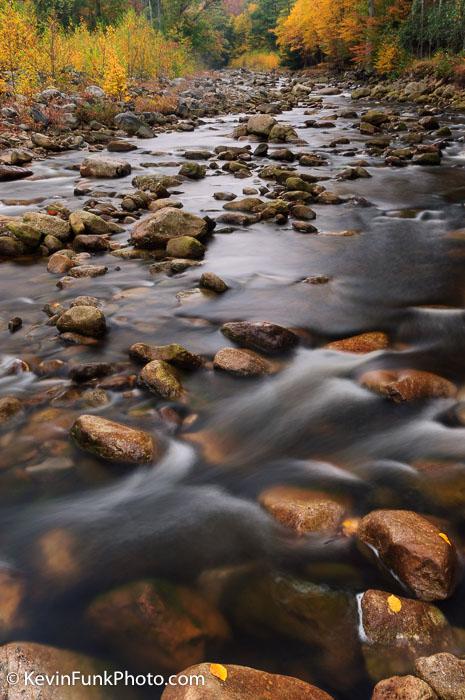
(230, 51), (280, 70)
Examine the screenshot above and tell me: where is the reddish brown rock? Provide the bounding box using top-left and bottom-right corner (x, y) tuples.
(221, 321), (298, 354)
(359, 369), (456, 402)
(258, 486), (347, 535)
(71, 414), (157, 464)
(372, 675), (437, 699)
(357, 510), (458, 601)
(47, 252), (75, 274)
(0, 396), (23, 426)
(161, 663), (334, 699)
(87, 579), (229, 673)
(0, 642), (118, 699)
(213, 348), (270, 377)
(415, 653), (465, 699)
(326, 332), (389, 353)
(359, 589), (456, 680)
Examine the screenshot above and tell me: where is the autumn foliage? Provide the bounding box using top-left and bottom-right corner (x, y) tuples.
(0, 1), (195, 98)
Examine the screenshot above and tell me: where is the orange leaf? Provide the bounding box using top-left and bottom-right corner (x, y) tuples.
(387, 594), (402, 613)
(210, 664), (228, 682)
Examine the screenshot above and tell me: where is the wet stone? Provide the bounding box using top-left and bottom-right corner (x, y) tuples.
(199, 272), (228, 293)
(221, 321), (298, 354)
(129, 343), (202, 370)
(213, 348), (270, 377)
(371, 675), (438, 699)
(415, 653), (465, 699)
(259, 486), (347, 535)
(360, 369), (457, 402)
(71, 414), (156, 464)
(326, 332), (389, 353)
(358, 509), (458, 601)
(140, 360), (184, 400)
(0, 396), (23, 425)
(56, 306), (107, 338)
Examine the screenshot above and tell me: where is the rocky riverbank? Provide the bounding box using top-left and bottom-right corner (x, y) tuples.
(1, 69), (465, 698)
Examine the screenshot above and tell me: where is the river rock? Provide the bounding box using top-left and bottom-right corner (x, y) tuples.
(361, 110), (391, 127)
(132, 174), (182, 192)
(292, 220), (317, 233)
(199, 272), (228, 293)
(131, 208), (208, 249)
(326, 332), (389, 353)
(359, 369), (457, 402)
(415, 653), (465, 699)
(213, 348), (270, 377)
(56, 306), (107, 338)
(71, 414), (156, 464)
(161, 663), (335, 699)
(140, 360), (184, 399)
(6, 222), (43, 250)
(224, 197), (265, 214)
(359, 589), (456, 680)
(166, 235), (205, 259)
(47, 252), (75, 274)
(246, 114), (276, 138)
(114, 111), (144, 135)
(259, 486), (347, 535)
(69, 265), (108, 278)
(73, 234), (111, 252)
(221, 321), (298, 354)
(69, 210), (123, 236)
(179, 162), (206, 179)
(86, 579), (229, 673)
(80, 157), (131, 178)
(0, 165), (33, 181)
(129, 343), (202, 369)
(0, 642), (116, 699)
(0, 236), (24, 257)
(372, 675), (438, 699)
(0, 396), (23, 425)
(358, 510), (458, 601)
(22, 212), (70, 241)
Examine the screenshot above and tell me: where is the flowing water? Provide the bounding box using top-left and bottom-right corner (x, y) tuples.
(2, 80), (465, 697)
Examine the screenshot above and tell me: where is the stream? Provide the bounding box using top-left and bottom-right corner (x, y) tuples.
(1, 75), (465, 698)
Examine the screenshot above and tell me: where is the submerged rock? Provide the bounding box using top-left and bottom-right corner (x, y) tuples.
(71, 414), (156, 464)
(221, 321), (298, 354)
(162, 663), (335, 699)
(360, 369), (456, 401)
(86, 579), (229, 673)
(199, 272), (228, 293)
(259, 486), (347, 535)
(166, 235), (205, 259)
(357, 510), (458, 601)
(0, 396), (23, 425)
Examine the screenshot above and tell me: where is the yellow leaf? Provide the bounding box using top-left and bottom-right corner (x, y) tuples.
(387, 594), (402, 613)
(342, 518), (359, 536)
(210, 664), (228, 682)
(439, 532), (451, 546)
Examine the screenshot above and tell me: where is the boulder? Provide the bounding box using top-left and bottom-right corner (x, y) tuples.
(86, 579), (229, 673)
(0, 165), (33, 181)
(361, 110), (390, 126)
(415, 653), (465, 699)
(326, 332), (389, 353)
(131, 208), (208, 249)
(259, 486), (347, 535)
(359, 369), (456, 402)
(47, 252), (75, 274)
(246, 115), (276, 138)
(114, 111), (144, 135)
(179, 162), (206, 179)
(132, 174), (182, 192)
(166, 236), (205, 259)
(371, 675), (438, 699)
(80, 157), (131, 178)
(0, 642), (116, 699)
(6, 222), (43, 250)
(69, 210), (123, 236)
(71, 414), (156, 464)
(56, 306), (107, 338)
(140, 360), (184, 399)
(221, 321), (298, 354)
(129, 343), (202, 369)
(0, 396), (23, 425)
(358, 509), (458, 601)
(22, 212), (70, 241)
(161, 663), (334, 699)
(213, 348), (270, 377)
(359, 589), (456, 680)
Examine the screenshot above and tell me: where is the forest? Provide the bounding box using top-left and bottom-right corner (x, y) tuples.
(2, 0), (465, 97)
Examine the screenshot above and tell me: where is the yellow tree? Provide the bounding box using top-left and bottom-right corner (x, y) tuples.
(0, 0), (39, 95)
(102, 27), (128, 99)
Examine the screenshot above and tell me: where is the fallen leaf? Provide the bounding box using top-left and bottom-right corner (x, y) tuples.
(387, 594), (402, 613)
(210, 663), (228, 682)
(439, 532), (451, 546)
(342, 518), (359, 536)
